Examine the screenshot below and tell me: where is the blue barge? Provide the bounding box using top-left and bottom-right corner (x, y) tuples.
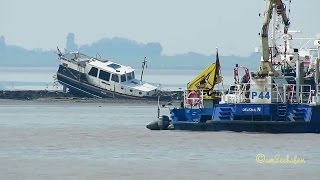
(170, 102), (320, 133)
(147, 81), (320, 133)
(146, 0), (320, 133)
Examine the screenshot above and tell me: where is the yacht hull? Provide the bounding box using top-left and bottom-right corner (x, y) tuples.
(57, 65), (158, 100)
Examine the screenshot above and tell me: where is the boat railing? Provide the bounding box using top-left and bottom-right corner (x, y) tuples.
(223, 83), (313, 104)
(283, 84), (312, 104)
(274, 84), (285, 103)
(312, 85), (320, 105)
(317, 85), (320, 97)
(220, 83), (250, 103)
(184, 83), (313, 106)
(235, 83), (250, 103)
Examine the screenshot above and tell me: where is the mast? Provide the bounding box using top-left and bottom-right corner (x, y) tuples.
(271, 4), (277, 60)
(140, 57), (147, 83)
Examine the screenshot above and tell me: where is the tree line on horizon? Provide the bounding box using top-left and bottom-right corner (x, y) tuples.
(0, 33), (260, 71)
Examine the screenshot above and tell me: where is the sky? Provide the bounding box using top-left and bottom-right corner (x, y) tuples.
(0, 0), (319, 56)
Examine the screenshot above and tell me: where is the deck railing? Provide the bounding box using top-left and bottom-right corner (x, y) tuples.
(222, 83), (313, 104)
(183, 83), (314, 107)
(283, 84), (312, 104)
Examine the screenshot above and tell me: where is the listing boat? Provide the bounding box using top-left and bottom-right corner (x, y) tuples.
(147, 0), (320, 133)
(55, 50), (161, 99)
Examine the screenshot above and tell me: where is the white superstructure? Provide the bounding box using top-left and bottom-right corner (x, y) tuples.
(57, 51), (159, 98)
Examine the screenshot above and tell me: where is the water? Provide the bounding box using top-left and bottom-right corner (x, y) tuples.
(0, 67), (60, 90)
(0, 67), (235, 91)
(0, 67), (319, 179)
(0, 100), (319, 180)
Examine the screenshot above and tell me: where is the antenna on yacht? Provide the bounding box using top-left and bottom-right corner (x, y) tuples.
(96, 53), (101, 60)
(56, 47), (63, 58)
(140, 57), (147, 83)
(157, 95), (160, 118)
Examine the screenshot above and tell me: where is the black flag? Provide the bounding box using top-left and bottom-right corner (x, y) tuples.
(214, 49), (221, 84)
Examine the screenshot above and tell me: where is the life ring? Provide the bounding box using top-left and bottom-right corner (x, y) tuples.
(187, 91), (201, 106)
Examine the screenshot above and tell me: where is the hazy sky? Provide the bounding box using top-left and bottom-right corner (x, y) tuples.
(0, 0), (319, 56)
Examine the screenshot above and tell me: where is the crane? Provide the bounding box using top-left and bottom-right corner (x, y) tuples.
(258, 0), (290, 77)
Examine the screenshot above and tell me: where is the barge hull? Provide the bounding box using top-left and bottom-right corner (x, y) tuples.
(172, 121), (320, 133)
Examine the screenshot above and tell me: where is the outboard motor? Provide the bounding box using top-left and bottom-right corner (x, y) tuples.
(146, 115), (170, 130)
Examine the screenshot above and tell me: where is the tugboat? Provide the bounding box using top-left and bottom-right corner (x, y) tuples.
(55, 49), (160, 99)
(147, 0), (320, 133)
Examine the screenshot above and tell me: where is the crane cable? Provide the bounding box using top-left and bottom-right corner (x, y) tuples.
(284, 0), (292, 62)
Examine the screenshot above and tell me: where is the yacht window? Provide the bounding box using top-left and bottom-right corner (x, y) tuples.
(99, 70), (111, 81)
(111, 74), (119, 83)
(120, 74), (126, 82)
(127, 72), (133, 81)
(88, 67), (98, 77)
(131, 72), (135, 79)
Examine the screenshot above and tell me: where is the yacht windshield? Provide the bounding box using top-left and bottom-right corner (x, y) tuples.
(127, 72), (133, 81)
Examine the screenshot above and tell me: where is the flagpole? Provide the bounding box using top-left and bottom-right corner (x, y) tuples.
(215, 47), (224, 90)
